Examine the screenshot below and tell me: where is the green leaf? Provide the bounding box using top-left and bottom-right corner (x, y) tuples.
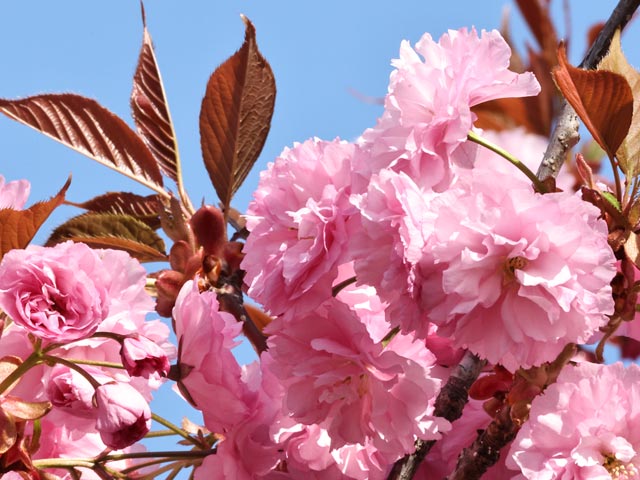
(601, 191), (622, 211)
(46, 212), (167, 263)
(199, 15), (276, 216)
(67, 191), (162, 230)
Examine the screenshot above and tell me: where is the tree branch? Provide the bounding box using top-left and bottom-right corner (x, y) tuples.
(446, 405), (519, 480)
(536, 0), (640, 181)
(386, 352), (486, 480)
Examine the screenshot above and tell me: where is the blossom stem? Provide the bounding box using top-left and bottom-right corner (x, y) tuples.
(0, 351), (44, 395)
(99, 449), (214, 462)
(41, 355), (102, 389)
(32, 450), (213, 472)
(120, 459), (191, 478)
(217, 289), (268, 353)
(467, 131), (548, 193)
(151, 413), (201, 447)
(332, 276), (357, 297)
(50, 357), (125, 370)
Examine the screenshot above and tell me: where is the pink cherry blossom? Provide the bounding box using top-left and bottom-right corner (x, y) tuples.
(193, 364), (284, 480)
(94, 382), (151, 449)
(274, 422), (391, 479)
(0, 241), (111, 343)
(425, 175), (616, 371)
(265, 298), (448, 460)
(508, 362), (640, 479)
(350, 168), (439, 336)
(242, 137), (358, 316)
(0, 175), (30, 210)
(120, 334), (170, 379)
(58, 249), (175, 399)
(45, 364), (112, 418)
(358, 28), (540, 191)
(35, 411), (147, 479)
(173, 280), (253, 434)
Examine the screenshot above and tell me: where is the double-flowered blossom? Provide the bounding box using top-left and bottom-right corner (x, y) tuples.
(424, 170), (616, 371)
(353, 145), (615, 371)
(174, 281), (285, 478)
(0, 241), (111, 343)
(351, 169), (438, 337)
(0, 242), (174, 465)
(508, 362), (640, 479)
(173, 280), (253, 434)
(358, 28), (540, 191)
(265, 297), (449, 461)
(242, 138), (358, 316)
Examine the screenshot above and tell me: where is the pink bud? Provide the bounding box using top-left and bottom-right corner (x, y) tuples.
(94, 382), (151, 449)
(120, 335), (170, 379)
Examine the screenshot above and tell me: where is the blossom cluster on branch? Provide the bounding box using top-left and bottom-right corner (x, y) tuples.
(0, 2), (640, 479)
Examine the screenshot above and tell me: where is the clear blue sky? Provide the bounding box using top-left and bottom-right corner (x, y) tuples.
(0, 1), (632, 476)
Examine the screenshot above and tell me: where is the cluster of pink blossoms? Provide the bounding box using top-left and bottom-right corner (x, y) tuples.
(0, 24), (629, 480)
(230, 26), (618, 478)
(0, 178), (174, 478)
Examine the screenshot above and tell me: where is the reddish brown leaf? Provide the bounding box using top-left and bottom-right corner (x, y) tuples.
(586, 22), (606, 52)
(0, 357), (22, 392)
(0, 407), (17, 455)
(1, 397), (51, 422)
(598, 30), (640, 178)
(0, 177), (70, 262)
(67, 191), (162, 230)
(46, 212), (166, 263)
(499, 7), (525, 74)
(199, 15), (276, 215)
(131, 4), (180, 182)
(525, 46), (556, 135)
(553, 43), (633, 159)
(0, 94), (163, 189)
(515, 0), (558, 67)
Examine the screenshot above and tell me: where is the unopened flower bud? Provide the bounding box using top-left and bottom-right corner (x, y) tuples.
(94, 382), (151, 449)
(120, 335), (170, 379)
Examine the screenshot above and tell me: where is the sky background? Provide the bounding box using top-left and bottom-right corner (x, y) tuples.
(0, 1), (635, 476)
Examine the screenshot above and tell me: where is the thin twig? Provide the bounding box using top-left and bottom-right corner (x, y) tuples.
(446, 405), (519, 480)
(537, 0), (640, 181)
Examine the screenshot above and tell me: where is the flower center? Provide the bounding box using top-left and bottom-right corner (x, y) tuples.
(503, 256), (528, 284)
(603, 452), (639, 479)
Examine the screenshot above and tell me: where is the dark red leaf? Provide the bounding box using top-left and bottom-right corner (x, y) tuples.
(199, 15), (276, 215)
(0, 94), (163, 189)
(131, 3), (180, 182)
(515, 0), (558, 67)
